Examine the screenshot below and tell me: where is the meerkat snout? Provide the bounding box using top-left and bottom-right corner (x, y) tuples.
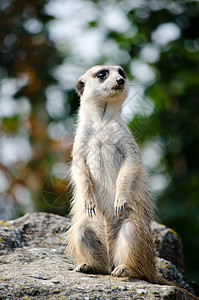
(116, 78), (125, 85)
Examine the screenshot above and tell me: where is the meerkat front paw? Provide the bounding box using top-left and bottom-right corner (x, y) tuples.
(85, 198), (96, 217)
(114, 199), (130, 217)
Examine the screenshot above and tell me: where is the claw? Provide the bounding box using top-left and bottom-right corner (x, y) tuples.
(89, 208), (94, 218)
(85, 203), (96, 218)
(93, 206), (96, 215)
(114, 202), (128, 217)
(91, 206), (96, 217)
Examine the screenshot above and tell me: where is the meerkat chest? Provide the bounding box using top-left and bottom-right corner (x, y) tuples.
(89, 122), (121, 148)
(83, 121), (125, 176)
(73, 118), (131, 208)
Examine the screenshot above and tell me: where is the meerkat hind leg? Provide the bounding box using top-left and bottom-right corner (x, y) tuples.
(75, 262), (95, 274)
(111, 220), (151, 280)
(72, 223), (109, 274)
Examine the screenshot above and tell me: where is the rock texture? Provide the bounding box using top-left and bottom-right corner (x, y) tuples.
(0, 212), (198, 299)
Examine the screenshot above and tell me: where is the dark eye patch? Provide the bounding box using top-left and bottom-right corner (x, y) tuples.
(118, 68), (126, 79)
(96, 69), (109, 80)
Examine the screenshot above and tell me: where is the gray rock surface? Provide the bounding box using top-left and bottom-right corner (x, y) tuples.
(152, 221), (184, 272)
(0, 212), (198, 299)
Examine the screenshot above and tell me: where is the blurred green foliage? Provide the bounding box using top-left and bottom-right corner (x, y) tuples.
(0, 0), (199, 283)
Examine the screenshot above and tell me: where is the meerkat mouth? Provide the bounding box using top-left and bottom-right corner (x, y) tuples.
(113, 85), (124, 89)
(111, 86), (124, 92)
(103, 86), (124, 95)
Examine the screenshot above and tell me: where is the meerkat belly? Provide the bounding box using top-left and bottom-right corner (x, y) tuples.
(86, 138), (123, 214)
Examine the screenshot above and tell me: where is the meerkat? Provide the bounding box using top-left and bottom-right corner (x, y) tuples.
(67, 64), (158, 283)
(66, 66), (199, 298)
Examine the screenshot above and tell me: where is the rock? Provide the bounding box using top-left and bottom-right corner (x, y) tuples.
(0, 212), (198, 299)
(152, 221), (184, 272)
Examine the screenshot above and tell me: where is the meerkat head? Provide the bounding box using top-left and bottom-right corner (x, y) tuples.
(76, 65), (129, 105)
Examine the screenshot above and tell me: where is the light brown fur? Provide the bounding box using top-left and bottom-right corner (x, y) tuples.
(66, 65), (198, 299)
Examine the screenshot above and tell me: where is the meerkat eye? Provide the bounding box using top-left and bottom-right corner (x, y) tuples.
(96, 70), (109, 80)
(118, 68), (126, 79)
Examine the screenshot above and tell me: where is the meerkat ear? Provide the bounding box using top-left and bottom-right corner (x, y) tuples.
(76, 79), (85, 96)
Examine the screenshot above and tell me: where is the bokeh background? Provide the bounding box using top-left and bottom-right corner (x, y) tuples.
(0, 0), (199, 283)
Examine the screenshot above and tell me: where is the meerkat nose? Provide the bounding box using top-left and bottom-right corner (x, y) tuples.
(116, 78), (125, 85)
